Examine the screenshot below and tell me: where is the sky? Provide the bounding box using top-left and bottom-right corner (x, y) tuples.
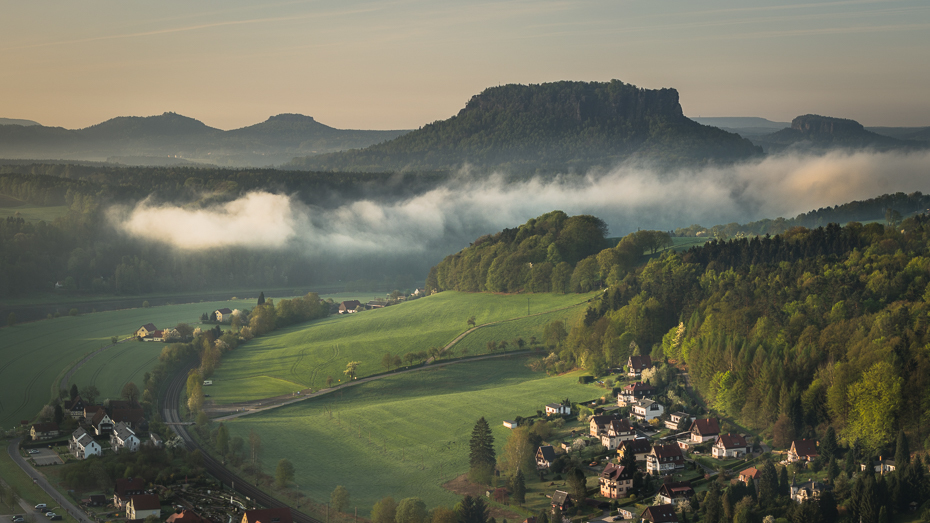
(2, 0), (929, 130)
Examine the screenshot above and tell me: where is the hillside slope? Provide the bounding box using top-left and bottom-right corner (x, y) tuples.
(289, 80), (762, 173)
(753, 114), (925, 152)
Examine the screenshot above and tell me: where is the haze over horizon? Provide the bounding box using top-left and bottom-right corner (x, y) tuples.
(3, 0), (929, 131)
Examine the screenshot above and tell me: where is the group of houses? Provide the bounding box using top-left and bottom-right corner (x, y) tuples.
(51, 395), (153, 460)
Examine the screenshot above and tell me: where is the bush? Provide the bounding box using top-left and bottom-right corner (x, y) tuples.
(69, 308), (78, 316)
(143, 301), (150, 308)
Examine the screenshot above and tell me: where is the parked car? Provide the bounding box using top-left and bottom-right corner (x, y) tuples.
(35, 503), (47, 510)
(28, 449), (39, 454)
(50, 517), (62, 521)
(45, 512), (56, 517)
(13, 515), (24, 522)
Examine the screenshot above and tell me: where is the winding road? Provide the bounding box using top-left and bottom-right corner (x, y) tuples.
(6, 439), (93, 523)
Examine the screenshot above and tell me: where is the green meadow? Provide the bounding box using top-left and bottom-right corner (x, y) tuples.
(0, 298), (255, 428)
(206, 291), (596, 404)
(0, 193), (72, 223)
(224, 356), (602, 513)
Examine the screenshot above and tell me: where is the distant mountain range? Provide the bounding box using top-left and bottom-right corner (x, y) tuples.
(0, 113), (409, 167)
(0, 118), (40, 127)
(287, 80), (763, 173)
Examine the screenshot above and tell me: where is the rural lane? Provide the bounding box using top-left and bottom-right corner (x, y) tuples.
(209, 350), (535, 421)
(6, 439), (94, 523)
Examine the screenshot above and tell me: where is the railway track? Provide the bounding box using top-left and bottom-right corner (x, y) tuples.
(161, 361), (323, 523)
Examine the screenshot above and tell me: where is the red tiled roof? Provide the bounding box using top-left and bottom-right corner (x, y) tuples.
(115, 477), (145, 498)
(619, 439), (652, 454)
(642, 505), (678, 523)
(32, 422), (58, 432)
(791, 439), (819, 457)
(167, 510), (209, 523)
(739, 467), (761, 480)
(628, 355), (653, 370)
(652, 443), (684, 460)
(600, 463), (633, 481)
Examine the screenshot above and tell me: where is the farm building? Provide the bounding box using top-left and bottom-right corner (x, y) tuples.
(215, 308), (234, 322)
(338, 300), (362, 314)
(545, 403), (571, 416)
(30, 422), (59, 441)
(135, 323), (158, 338)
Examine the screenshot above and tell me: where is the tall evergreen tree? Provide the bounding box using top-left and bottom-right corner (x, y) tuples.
(69, 384), (79, 400)
(258, 292), (265, 305)
(819, 491), (839, 523)
(778, 467), (790, 498)
(703, 484), (722, 523)
(566, 467), (587, 503)
(457, 496), (489, 523)
(469, 418), (495, 482)
(820, 427), (838, 461)
(758, 461), (778, 505)
(894, 430), (910, 466)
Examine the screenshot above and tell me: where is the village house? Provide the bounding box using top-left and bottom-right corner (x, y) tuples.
(110, 400), (146, 429)
(791, 479), (831, 503)
(149, 433), (163, 448)
(665, 412), (693, 431)
(862, 457), (896, 474)
(503, 420), (518, 429)
(598, 463), (633, 499)
(627, 355), (653, 378)
(617, 438), (653, 462)
(242, 507), (294, 523)
(640, 504), (679, 523)
(142, 329), (164, 342)
(632, 399), (665, 422)
(787, 439), (819, 462)
(214, 308), (233, 322)
(69, 428), (101, 460)
(111, 422), (140, 453)
(30, 422), (59, 441)
(114, 477), (146, 508)
(738, 467), (761, 485)
(617, 382), (656, 406)
(90, 410), (115, 436)
(126, 494), (161, 520)
(600, 419), (636, 450)
(656, 481), (695, 506)
(550, 491), (573, 512)
(338, 300), (362, 314)
(545, 403), (571, 416)
(712, 433), (751, 459)
(64, 396), (85, 419)
(589, 414), (618, 437)
(646, 443), (686, 475)
(135, 323), (158, 338)
(689, 418), (720, 443)
(536, 445), (557, 470)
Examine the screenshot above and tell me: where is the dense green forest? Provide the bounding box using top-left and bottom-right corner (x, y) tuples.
(290, 80), (762, 173)
(542, 215), (930, 454)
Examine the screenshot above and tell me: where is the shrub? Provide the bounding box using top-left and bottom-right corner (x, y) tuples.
(143, 301), (150, 308)
(69, 308), (78, 316)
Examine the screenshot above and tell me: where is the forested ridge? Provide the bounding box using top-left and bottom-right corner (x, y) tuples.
(551, 216), (930, 453)
(290, 80), (762, 173)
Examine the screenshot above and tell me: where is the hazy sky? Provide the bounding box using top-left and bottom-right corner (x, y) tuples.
(3, 0), (929, 130)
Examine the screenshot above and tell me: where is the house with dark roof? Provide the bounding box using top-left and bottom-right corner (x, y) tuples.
(30, 422), (59, 441)
(646, 443), (685, 475)
(111, 422), (140, 453)
(589, 414), (618, 437)
(111, 407), (145, 429)
(536, 445), (557, 470)
(338, 300), (362, 314)
(65, 396), (85, 419)
(90, 410), (114, 436)
(787, 439), (818, 462)
(69, 428), (101, 460)
(601, 419), (636, 450)
(126, 494), (161, 520)
(656, 481), (695, 506)
(617, 438), (653, 462)
(640, 504), (679, 523)
(214, 308), (234, 322)
(86, 495), (107, 507)
(550, 491), (573, 512)
(618, 382), (656, 406)
(862, 457), (896, 474)
(241, 507), (293, 523)
(627, 355), (653, 378)
(712, 433), (751, 459)
(599, 463), (633, 499)
(689, 418), (720, 443)
(632, 399), (665, 422)
(114, 477), (145, 507)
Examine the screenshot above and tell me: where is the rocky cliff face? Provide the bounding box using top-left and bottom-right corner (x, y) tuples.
(756, 114), (923, 151)
(791, 114), (866, 138)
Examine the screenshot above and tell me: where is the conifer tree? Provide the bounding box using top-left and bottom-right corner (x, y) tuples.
(511, 469), (526, 505)
(469, 417), (495, 483)
(894, 430), (910, 466)
(258, 292), (265, 305)
(457, 496), (489, 523)
(820, 427), (838, 460)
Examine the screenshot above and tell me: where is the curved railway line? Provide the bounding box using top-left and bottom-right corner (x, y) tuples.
(161, 361), (323, 523)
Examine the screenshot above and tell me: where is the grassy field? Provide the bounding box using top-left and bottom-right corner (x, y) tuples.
(0, 298), (256, 428)
(0, 194), (72, 223)
(206, 291), (596, 404)
(223, 356), (603, 513)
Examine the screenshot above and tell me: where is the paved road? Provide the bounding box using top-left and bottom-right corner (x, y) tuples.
(5, 439), (93, 523)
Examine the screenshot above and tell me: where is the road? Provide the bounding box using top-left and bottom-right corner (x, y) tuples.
(5, 439), (93, 523)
